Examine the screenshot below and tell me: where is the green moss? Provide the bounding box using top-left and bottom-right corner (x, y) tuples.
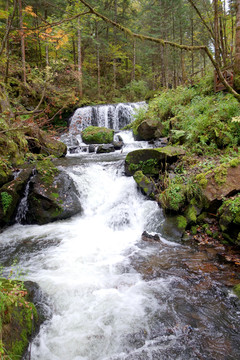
(214, 164), (228, 185)
(185, 205), (197, 223)
(82, 126), (114, 144)
(233, 284), (240, 298)
(191, 226), (198, 235)
(229, 157), (240, 167)
(0, 278), (38, 359)
(1, 191), (13, 215)
(36, 158), (59, 185)
(177, 215), (187, 230)
(51, 192), (59, 199)
(195, 173), (208, 188)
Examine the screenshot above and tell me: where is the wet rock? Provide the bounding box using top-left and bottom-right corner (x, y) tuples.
(141, 231), (160, 242)
(133, 171), (155, 198)
(112, 140), (124, 150)
(0, 167), (33, 228)
(26, 169), (82, 225)
(89, 144), (96, 153)
(96, 144), (115, 154)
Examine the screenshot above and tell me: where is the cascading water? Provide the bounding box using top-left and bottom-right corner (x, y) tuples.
(69, 102), (146, 134)
(0, 105), (240, 359)
(61, 102), (147, 153)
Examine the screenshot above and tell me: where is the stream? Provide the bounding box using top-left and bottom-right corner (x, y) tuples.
(0, 104), (240, 359)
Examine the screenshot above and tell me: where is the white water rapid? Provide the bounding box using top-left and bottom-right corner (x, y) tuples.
(1, 115), (240, 359)
(0, 155), (164, 360)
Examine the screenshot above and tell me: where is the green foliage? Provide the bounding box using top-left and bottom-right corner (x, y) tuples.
(0, 262), (37, 359)
(122, 80), (149, 102)
(130, 76), (240, 153)
(1, 192), (12, 215)
(159, 174), (203, 213)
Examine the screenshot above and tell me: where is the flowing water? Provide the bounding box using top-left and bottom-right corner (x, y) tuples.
(0, 105), (240, 359)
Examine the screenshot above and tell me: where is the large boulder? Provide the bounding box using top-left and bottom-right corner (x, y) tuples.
(137, 119), (164, 141)
(26, 167), (82, 225)
(82, 126), (114, 144)
(125, 146), (185, 176)
(0, 167), (33, 228)
(196, 161), (240, 211)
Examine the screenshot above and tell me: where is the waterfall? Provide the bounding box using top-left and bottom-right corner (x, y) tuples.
(15, 177), (31, 224)
(69, 102), (146, 134)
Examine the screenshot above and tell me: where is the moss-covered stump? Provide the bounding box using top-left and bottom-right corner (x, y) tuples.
(218, 195), (240, 245)
(26, 160), (82, 225)
(137, 119), (164, 140)
(125, 146), (185, 176)
(0, 278), (38, 359)
(196, 161), (240, 212)
(82, 126), (114, 144)
(0, 167), (33, 228)
(133, 171), (155, 198)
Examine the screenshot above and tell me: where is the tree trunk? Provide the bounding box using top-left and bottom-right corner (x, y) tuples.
(131, 39), (136, 81)
(213, 0), (221, 66)
(96, 21), (101, 98)
(113, 0), (117, 92)
(235, 0), (240, 74)
(19, 0), (27, 85)
(78, 17), (83, 97)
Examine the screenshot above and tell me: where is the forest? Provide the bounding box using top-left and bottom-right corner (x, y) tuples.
(1, 1), (240, 359)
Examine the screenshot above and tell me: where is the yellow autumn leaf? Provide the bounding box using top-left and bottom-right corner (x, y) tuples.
(24, 6), (37, 17)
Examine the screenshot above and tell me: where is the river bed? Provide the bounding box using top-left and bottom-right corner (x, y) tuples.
(0, 143), (240, 360)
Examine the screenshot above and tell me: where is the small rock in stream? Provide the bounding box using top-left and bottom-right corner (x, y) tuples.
(141, 231), (160, 242)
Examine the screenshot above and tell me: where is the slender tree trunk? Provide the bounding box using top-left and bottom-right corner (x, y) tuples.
(191, 10), (194, 80)
(45, 10), (49, 67)
(213, 0), (221, 66)
(235, 0), (240, 74)
(113, 0), (117, 92)
(180, 19), (186, 84)
(77, 17), (83, 97)
(72, 35), (76, 69)
(96, 21), (101, 98)
(131, 39), (136, 81)
(19, 0), (27, 85)
(4, 0), (10, 84)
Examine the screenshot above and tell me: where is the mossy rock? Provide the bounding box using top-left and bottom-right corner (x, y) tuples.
(197, 162), (240, 213)
(136, 119), (164, 140)
(125, 147), (185, 176)
(26, 168), (82, 225)
(0, 167), (33, 228)
(0, 278), (38, 359)
(82, 126), (114, 144)
(133, 171), (155, 198)
(218, 195), (240, 245)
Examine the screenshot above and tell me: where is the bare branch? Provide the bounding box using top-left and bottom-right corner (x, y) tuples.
(187, 0), (215, 39)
